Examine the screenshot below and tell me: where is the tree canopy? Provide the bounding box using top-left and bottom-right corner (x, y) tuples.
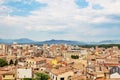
(78, 44), (120, 49)
(35, 73), (49, 80)
(71, 55), (79, 59)
(0, 58), (8, 67)
(24, 78), (35, 80)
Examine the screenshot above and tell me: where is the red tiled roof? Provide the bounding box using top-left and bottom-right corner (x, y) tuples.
(104, 63), (120, 66)
(51, 66), (73, 75)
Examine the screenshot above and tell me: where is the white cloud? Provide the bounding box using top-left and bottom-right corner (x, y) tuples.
(0, 0), (120, 40)
(25, 25), (67, 31)
(1, 0), (120, 27)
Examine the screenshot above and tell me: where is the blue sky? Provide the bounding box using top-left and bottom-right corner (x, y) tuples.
(3, 0), (47, 16)
(0, 0), (120, 42)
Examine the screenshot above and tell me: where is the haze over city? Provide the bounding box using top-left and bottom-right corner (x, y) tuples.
(0, 0), (120, 41)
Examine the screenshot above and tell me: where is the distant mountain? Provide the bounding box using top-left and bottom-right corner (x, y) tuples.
(0, 38), (120, 45)
(37, 39), (87, 45)
(98, 40), (120, 44)
(0, 38), (86, 45)
(14, 38), (35, 43)
(0, 38), (35, 44)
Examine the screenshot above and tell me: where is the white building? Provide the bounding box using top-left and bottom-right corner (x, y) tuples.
(110, 73), (120, 78)
(110, 66), (120, 78)
(17, 68), (32, 79)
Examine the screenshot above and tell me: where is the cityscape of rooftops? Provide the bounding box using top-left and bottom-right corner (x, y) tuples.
(0, 0), (120, 80)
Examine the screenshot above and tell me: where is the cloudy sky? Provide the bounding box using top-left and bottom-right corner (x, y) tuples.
(0, 0), (120, 42)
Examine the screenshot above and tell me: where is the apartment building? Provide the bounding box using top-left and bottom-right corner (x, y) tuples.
(26, 57), (46, 69)
(49, 66), (74, 80)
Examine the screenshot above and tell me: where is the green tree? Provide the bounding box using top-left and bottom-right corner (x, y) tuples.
(0, 58), (8, 67)
(24, 78), (35, 80)
(35, 73), (49, 80)
(71, 55), (79, 59)
(14, 59), (18, 65)
(9, 59), (14, 65)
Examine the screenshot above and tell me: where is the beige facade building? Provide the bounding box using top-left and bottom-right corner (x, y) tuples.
(26, 57), (46, 69)
(50, 66), (74, 80)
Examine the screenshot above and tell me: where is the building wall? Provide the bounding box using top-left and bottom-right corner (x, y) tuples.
(57, 71), (74, 80)
(26, 58), (46, 68)
(26, 59), (37, 68)
(17, 68), (32, 79)
(2, 74), (15, 80)
(50, 71), (74, 80)
(110, 73), (120, 78)
(0, 44), (7, 55)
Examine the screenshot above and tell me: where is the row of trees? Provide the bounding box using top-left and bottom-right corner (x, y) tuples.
(71, 55), (79, 59)
(0, 58), (18, 67)
(79, 44), (120, 49)
(0, 58), (8, 67)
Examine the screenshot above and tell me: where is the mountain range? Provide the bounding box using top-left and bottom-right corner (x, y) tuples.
(0, 38), (34, 44)
(0, 38), (120, 45)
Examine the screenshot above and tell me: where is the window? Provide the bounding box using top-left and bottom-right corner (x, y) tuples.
(60, 77), (64, 80)
(106, 66), (108, 69)
(113, 69), (115, 73)
(3, 75), (5, 78)
(53, 76), (54, 79)
(100, 67), (102, 71)
(68, 76), (72, 80)
(116, 67), (118, 71)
